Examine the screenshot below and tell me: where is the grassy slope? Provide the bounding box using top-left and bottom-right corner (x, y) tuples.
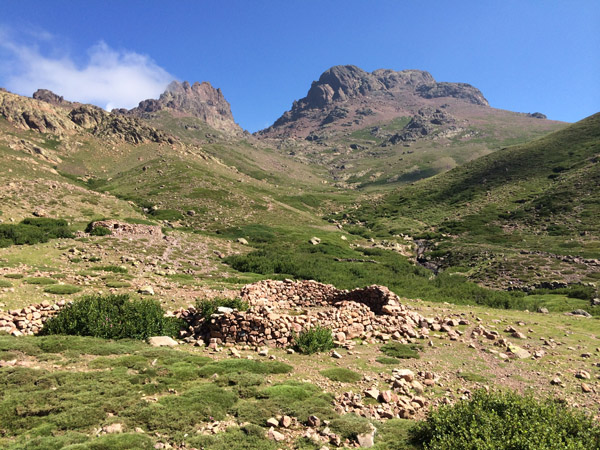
(343, 112), (600, 287)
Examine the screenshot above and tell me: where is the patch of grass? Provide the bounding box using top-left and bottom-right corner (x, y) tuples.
(411, 389), (600, 449)
(376, 356), (401, 365)
(43, 284), (82, 295)
(198, 359), (292, 377)
(187, 424), (276, 450)
(457, 372), (488, 383)
(237, 381), (335, 424)
(4, 274), (23, 279)
(329, 414), (372, 440)
(92, 265), (128, 274)
(127, 384), (237, 434)
(106, 281), (132, 288)
(380, 342), (422, 359)
(0, 279), (12, 288)
(374, 419), (418, 449)
(320, 368), (362, 383)
(23, 277), (58, 285)
(294, 326), (334, 354)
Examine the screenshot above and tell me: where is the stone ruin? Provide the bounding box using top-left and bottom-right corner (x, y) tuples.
(89, 220), (162, 237)
(0, 300), (67, 336)
(179, 279), (448, 348)
(1, 279), (457, 347)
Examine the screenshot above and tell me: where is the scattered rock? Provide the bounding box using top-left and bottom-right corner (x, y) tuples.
(148, 336), (178, 347)
(575, 370), (591, 380)
(309, 237), (321, 245)
(103, 423), (123, 434)
(138, 285), (155, 296)
(267, 427), (285, 442)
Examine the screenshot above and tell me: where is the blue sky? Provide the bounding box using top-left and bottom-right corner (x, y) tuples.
(1, 1), (598, 132)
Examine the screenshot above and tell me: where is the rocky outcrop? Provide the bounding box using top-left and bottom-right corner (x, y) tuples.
(69, 104), (174, 144)
(0, 90), (79, 133)
(0, 90), (176, 144)
(384, 107), (463, 145)
(416, 82), (488, 106)
(32, 89), (73, 107)
(127, 81), (241, 133)
(259, 65), (489, 138)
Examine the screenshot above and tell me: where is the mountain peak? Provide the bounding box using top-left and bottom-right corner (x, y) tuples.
(128, 80), (241, 133)
(258, 65), (489, 139)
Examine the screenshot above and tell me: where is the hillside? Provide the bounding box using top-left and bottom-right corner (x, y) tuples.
(337, 113), (600, 289)
(256, 65), (565, 188)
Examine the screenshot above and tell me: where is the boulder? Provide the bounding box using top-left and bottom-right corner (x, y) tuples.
(148, 336), (178, 347)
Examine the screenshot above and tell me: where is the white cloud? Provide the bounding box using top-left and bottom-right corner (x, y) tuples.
(0, 29), (174, 110)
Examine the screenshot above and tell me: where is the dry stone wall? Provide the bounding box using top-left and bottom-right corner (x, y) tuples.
(181, 280), (441, 347)
(90, 220), (162, 237)
(0, 300), (67, 336)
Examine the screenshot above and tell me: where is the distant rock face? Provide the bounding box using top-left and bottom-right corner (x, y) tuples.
(32, 89), (73, 107)
(0, 89), (175, 144)
(128, 80), (241, 133)
(258, 65), (490, 139)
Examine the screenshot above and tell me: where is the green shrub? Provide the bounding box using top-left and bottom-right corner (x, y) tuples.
(24, 277), (58, 285)
(92, 265), (128, 274)
(320, 368), (362, 383)
(380, 342), (422, 359)
(0, 280), (12, 288)
(0, 218), (73, 248)
(196, 297), (248, 321)
(376, 356), (401, 365)
(457, 372), (488, 383)
(411, 389), (600, 449)
(329, 414), (372, 440)
(43, 284), (82, 295)
(4, 274), (23, 279)
(294, 326), (334, 354)
(106, 281), (132, 288)
(41, 294), (184, 340)
(89, 226), (112, 236)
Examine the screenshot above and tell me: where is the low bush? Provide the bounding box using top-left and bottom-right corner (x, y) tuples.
(4, 274), (23, 279)
(329, 414), (372, 440)
(196, 297), (248, 321)
(320, 368), (362, 383)
(23, 277), (58, 285)
(43, 284), (82, 295)
(294, 326), (334, 354)
(106, 281), (132, 288)
(376, 356), (401, 365)
(411, 389), (600, 449)
(89, 226), (112, 236)
(0, 218), (73, 248)
(41, 294), (184, 340)
(380, 342), (422, 359)
(0, 280), (12, 288)
(92, 265), (128, 274)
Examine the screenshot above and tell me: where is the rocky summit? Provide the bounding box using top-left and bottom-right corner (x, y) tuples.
(258, 65), (489, 139)
(126, 80), (242, 133)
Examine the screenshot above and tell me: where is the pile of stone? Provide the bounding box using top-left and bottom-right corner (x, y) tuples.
(88, 220), (162, 237)
(179, 280), (447, 347)
(0, 300), (67, 336)
(335, 368), (436, 421)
